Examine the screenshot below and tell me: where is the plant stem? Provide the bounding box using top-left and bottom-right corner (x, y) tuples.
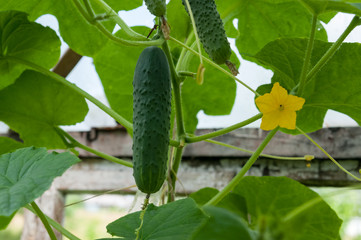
(185, 113), (262, 143)
(25, 205), (81, 240)
(168, 146), (185, 203)
(94, 18), (165, 46)
(205, 127), (279, 206)
(30, 202), (57, 240)
(206, 139), (312, 161)
(297, 14), (317, 97)
(161, 41), (186, 139)
(305, 16), (361, 83)
(82, 0), (95, 19)
(175, 32), (195, 72)
(57, 127), (133, 168)
(162, 41), (187, 202)
(92, 0), (148, 40)
(169, 36), (260, 96)
(6, 56), (133, 132)
(178, 71), (196, 78)
(297, 127), (361, 181)
(72, 0), (163, 46)
(183, 0), (203, 65)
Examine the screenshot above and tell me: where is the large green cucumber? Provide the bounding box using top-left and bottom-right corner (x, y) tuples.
(132, 46), (171, 194)
(182, 0), (232, 65)
(145, 0), (166, 17)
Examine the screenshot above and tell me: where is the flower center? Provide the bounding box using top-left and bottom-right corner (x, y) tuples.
(279, 104), (284, 111)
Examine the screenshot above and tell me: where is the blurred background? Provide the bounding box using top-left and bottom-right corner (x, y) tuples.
(1, 2), (361, 239)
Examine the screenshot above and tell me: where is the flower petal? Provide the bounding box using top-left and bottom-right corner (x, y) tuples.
(285, 95), (305, 111)
(260, 111), (281, 131)
(270, 82), (288, 105)
(255, 93), (278, 113)
(279, 110), (297, 129)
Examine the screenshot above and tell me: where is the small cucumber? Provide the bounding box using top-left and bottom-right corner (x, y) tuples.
(145, 0), (166, 17)
(182, 0), (232, 65)
(132, 46), (171, 194)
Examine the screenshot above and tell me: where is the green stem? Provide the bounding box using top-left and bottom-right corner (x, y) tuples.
(178, 71), (196, 78)
(168, 146), (185, 203)
(305, 16), (361, 83)
(57, 127), (133, 168)
(93, 18), (164, 46)
(183, 0), (203, 65)
(72, 0), (94, 23)
(82, 0), (95, 19)
(25, 205), (81, 240)
(297, 127), (361, 181)
(185, 113), (262, 143)
(169, 36), (260, 96)
(206, 139), (312, 161)
(5, 56), (133, 132)
(297, 14), (317, 97)
(30, 202), (57, 240)
(72, 0), (163, 46)
(175, 32), (195, 72)
(92, 0), (148, 40)
(161, 41), (186, 138)
(205, 127), (279, 206)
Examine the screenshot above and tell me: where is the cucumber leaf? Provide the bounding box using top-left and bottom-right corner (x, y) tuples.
(191, 206), (255, 240)
(234, 176), (342, 240)
(0, 147), (80, 216)
(181, 50), (239, 133)
(0, 137), (24, 155)
(299, 0), (361, 15)
(215, 0), (328, 55)
(0, 211), (16, 230)
(0, 70), (88, 149)
(253, 38), (361, 133)
(105, 198), (207, 240)
(190, 187), (248, 220)
(0, 10), (60, 90)
(0, 0), (143, 57)
(93, 27), (148, 125)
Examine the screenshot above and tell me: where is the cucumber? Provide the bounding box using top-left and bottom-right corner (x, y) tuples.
(145, 0), (166, 17)
(182, 0), (232, 65)
(132, 46), (171, 194)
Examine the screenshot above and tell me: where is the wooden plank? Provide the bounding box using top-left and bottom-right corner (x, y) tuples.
(67, 127), (361, 159)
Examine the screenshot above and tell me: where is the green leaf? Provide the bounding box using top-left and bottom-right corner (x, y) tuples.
(0, 10), (60, 90)
(181, 51), (239, 133)
(99, 0), (142, 11)
(106, 198), (207, 240)
(167, 0), (191, 45)
(0, 70), (88, 149)
(233, 176), (342, 240)
(0, 147), (80, 216)
(0, 0), (143, 57)
(0, 137), (24, 155)
(190, 187), (219, 206)
(93, 27), (149, 124)
(299, 0), (361, 15)
(191, 206), (255, 240)
(254, 38), (361, 133)
(216, 0), (328, 56)
(190, 187), (248, 220)
(0, 211), (16, 230)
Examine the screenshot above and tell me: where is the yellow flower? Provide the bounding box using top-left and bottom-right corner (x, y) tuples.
(255, 82), (305, 131)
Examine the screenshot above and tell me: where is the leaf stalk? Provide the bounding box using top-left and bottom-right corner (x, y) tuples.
(205, 127), (279, 206)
